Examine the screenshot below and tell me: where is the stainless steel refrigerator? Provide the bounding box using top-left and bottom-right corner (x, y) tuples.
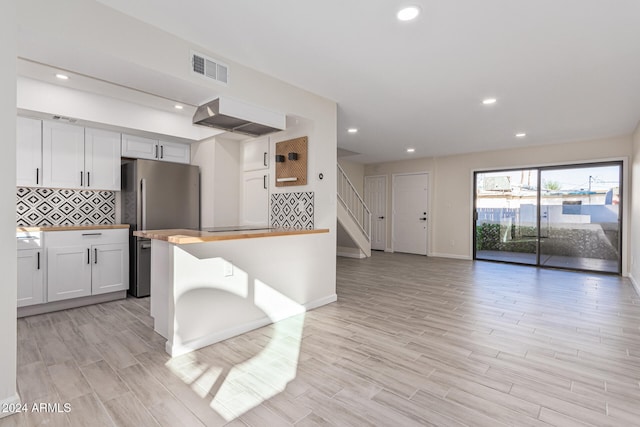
(122, 159), (200, 297)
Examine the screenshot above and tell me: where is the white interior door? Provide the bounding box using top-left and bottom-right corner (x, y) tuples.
(393, 173), (428, 255)
(365, 175), (387, 251)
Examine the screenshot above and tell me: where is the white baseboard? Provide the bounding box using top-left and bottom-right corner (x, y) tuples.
(429, 252), (473, 260)
(0, 393), (21, 419)
(629, 273), (640, 298)
(337, 246), (366, 259)
(384, 248), (394, 253)
(17, 291), (127, 318)
(166, 293), (338, 357)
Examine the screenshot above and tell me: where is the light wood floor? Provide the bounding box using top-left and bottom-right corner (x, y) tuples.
(3, 252), (640, 426)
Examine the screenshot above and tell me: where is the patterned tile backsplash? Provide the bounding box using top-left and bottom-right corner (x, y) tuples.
(17, 187), (116, 226)
(270, 192), (314, 229)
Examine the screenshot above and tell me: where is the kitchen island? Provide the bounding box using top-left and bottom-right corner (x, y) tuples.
(133, 227), (334, 356)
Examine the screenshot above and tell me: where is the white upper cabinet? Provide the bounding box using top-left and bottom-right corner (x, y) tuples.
(121, 134), (158, 160)
(122, 134), (190, 164)
(85, 128), (121, 191)
(42, 121), (85, 189)
(42, 121), (121, 191)
(242, 170), (269, 226)
(17, 117), (43, 187)
(159, 140), (190, 164)
(243, 136), (269, 171)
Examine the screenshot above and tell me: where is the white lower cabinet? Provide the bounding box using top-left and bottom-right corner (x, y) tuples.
(91, 243), (128, 295)
(47, 246), (92, 302)
(17, 249), (44, 307)
(17, 232), (44, 308)
(45, 229), (129, 303)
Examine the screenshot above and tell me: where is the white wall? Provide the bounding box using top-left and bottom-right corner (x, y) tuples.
(214, 138), (241, 227)
(0, 0), (19, 413)
(190, 136), (216, 227)
(338, 158), (365, 196)
(365, 157), (435, 251)
(432, 136), (631, 262)
(364, 137), (633, 262)
(630, 123), (640, 291)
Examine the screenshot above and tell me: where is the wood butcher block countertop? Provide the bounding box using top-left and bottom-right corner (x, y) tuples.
(134, 228), (330, 244)
(17, 224), (130, 232)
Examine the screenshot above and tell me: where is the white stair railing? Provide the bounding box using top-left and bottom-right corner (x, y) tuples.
(337, 163), (371, 241)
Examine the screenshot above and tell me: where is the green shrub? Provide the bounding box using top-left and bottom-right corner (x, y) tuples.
(476, 223), (500, 250)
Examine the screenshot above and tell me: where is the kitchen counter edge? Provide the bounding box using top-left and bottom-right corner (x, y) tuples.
(134, 228), (330, 244)
(17, 224), (131, 232)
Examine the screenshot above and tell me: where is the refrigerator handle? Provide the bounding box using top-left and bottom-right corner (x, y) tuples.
(141, 178), (147, 230)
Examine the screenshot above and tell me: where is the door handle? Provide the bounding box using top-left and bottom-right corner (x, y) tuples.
(37, 252), (40, 270)
(80, 171), (83, 186)
(263, 175), (267, 189)
(87, 172), (90, 187)
(94, 248), (98, 264)
(36, 168), (39, 185)
(141, 179), (147, 230)
(87, 248), (90, 264)
(378, 216), (385, 220)
(263, 152), (268, 167)
(419, 217), (427, 221)
(160, 145), (164, 159)
(154, 145), (158, 159)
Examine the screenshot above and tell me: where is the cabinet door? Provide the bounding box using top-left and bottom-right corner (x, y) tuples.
(159, 140), (190, 164)
(85, 128), (122, 190)
(17, 249), (44, 307)
(16, 117), (43, 187)
(42, 121), (85, 189)
(91, 243), (128, 295)
(242, 171), (269, 226)
(242, 137), (269, 171)
(47, 246), (92, 302)
(122, 134), (159, 160)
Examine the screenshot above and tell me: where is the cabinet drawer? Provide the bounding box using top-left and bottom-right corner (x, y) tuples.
(17, 232), (42, 250)
(45, 228), (129, 247)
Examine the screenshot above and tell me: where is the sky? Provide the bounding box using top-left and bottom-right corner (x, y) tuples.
(477, 164), (620, 192)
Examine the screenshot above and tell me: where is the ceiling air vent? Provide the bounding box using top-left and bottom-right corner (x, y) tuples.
(191, 51), (229, 85)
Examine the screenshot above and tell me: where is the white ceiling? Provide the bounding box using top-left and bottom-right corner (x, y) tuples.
(95, 1), (640, 163)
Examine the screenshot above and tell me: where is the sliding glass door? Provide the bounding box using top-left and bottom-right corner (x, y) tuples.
(474, 169), (539, 265)
(474, 162), (622, 274)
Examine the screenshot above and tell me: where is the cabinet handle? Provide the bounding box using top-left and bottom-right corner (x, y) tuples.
(263, 175), (267, 189)
(80, 171), (83, 186)
(160, 145), (164, 159)
(87, 248), (90, 264)
(81, 232), (102, 236)
(154, 145), (158, 159)
(87, 172), (90, 187)
(94, 248), (98, 264)
(36, 252), (40, 270)
(263, 152), (267, 167)
(36, 168), (39, 185)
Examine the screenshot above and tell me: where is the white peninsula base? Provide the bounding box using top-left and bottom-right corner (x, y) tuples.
(147, 231), (335, 357)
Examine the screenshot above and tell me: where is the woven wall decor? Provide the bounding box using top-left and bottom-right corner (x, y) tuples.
(275, 136), (307, 187)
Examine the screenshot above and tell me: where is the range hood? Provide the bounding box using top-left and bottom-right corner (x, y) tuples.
(193, 97), (286, 137)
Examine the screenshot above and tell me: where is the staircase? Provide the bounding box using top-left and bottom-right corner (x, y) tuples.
(337, 163), (371, 257)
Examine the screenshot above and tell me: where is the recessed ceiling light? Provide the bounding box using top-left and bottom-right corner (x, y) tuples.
(482, 98), (497, 105)
(55, 73), (69, 80)
(347, 128), (358, 134)
(515, 132), (527, 138)
(406, 148), (416, 153)
(174, 105), (184, 110)
(397, 6), (421, 21)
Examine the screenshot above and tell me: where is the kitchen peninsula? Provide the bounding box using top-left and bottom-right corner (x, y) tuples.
(134, 227), (333, 356)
